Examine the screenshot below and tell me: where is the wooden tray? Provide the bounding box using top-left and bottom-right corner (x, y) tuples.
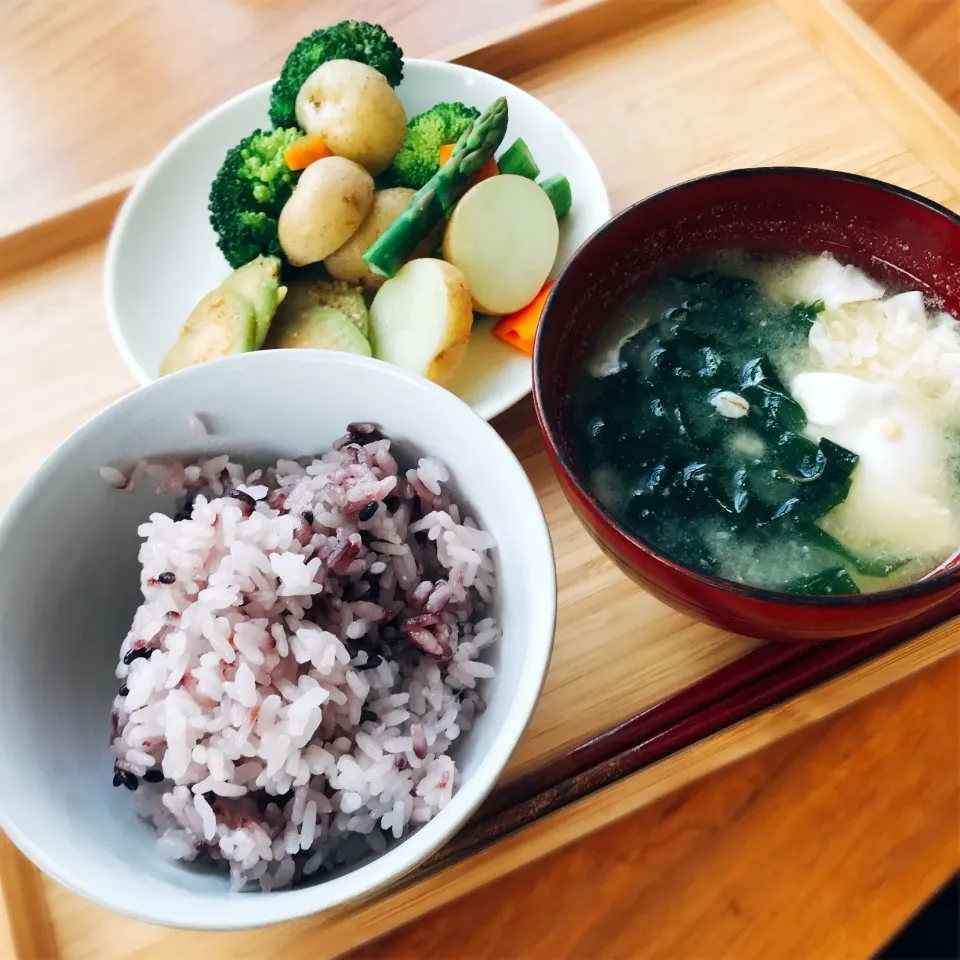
(2, 0), (960, 956)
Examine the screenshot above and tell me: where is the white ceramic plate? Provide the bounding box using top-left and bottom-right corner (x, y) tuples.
(105, 58), (611, 420)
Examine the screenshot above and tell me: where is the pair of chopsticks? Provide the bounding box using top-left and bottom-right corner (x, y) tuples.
(426, 595), (960, 871)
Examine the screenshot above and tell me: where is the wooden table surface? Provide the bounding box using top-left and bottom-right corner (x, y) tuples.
(2, 1), (959, 957)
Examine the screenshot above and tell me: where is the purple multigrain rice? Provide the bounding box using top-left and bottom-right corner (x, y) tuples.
(107, 426), (499, 891)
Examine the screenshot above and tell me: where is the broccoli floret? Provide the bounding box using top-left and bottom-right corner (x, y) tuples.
(387, 102), (480, 189)
(208, 128), (303, 269)
(269, 21), (404, 129)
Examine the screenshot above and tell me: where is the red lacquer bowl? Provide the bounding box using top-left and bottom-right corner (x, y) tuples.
(533, 167), (960, 641)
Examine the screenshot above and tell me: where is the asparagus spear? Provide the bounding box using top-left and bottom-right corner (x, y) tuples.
(539, 172), (572, 218)
(363, 97), (509, 279)
(498, 137), (540, 179)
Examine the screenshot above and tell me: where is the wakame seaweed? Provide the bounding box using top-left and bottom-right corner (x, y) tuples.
(570, 269), (881, 595)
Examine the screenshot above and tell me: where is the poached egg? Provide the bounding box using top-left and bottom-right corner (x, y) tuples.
(790, 371), (957, 556)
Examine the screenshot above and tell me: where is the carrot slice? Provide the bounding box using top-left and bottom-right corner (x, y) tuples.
(439, 143), (498, 183)
(439, 143), (456, 167)
(284, 134), (333, 171)
(472, 156), (499, 184)
(491, 280), (555, 356)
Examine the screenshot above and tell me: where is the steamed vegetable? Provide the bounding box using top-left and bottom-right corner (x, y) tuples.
(443, 174), (559, 314)
(201, 20), (578, 383)
(295, 60), (406, 175)
(326, 187), (443, 290)
(539, 172), (572, 218)
(369, 259), (474, 385)
(160, 257), (286, 373)
(438, 144), (497, 184)
(283, 134), (332, 171)
(276, 279), (369, 336)
(266, 305), (371, 356)
(208, 128), (303, 268)
(269, 20), (403, 129)
(437, 143), (455, 167)
(388, 102), (480, 189)
(278, 156), (374, 266)
(497, 138), (540, 179)
(220, 255), (286, 347)
(159, 290), (257, 376)
(492, 280), (554, 355)
(362, 97), (509, 280)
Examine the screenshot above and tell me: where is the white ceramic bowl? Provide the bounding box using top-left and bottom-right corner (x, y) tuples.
(105, 58), (611, 421)
(0, 350), (555, 929)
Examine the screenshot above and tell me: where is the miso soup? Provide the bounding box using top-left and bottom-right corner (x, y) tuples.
(569, 251), (960, 596)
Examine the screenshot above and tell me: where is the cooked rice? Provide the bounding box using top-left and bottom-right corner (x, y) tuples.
(107, 424), (499, 891)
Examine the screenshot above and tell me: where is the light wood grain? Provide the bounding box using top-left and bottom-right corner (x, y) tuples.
(777, 0), (960, 192)
(0, 0), (546, 237)
(848, 0), (960, 111)
(0, 0), (954, 237)
(0, 833), (59, 960)
(350, 654), (960, 960)
(2, 0), (960, 957)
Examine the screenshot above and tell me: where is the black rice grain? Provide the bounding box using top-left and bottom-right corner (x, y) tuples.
(228, 488), (257, 509)
(157, 571), (176, 585)
(358, 501), (378, 522)
(122, 646), (153, 665)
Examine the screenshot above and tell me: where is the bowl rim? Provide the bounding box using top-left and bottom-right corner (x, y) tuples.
(102, 57), (611, 421)
(533, 165), (960, 609)
(0, 349), (557, 928)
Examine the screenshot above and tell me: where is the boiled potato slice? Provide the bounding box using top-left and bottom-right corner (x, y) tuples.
(326, 188), (414, 290)
(369, 259), (474, 386)
(326, 188), (441, 291)
(295, 60), (406, 176)
(443, 174), (559, 315)
(278, 157), (374, 267)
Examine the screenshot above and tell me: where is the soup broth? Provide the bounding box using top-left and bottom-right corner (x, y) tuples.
(569, 251), (960, 596)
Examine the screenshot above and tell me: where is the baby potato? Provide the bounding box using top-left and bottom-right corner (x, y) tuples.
(278, 156), (374, 267)
(326, 188), (413, 289)
(295, 60), (406, 176)
(327, 188), (441, 291)
(369, 259), (475, 386)
(443, 174), (559, 315)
